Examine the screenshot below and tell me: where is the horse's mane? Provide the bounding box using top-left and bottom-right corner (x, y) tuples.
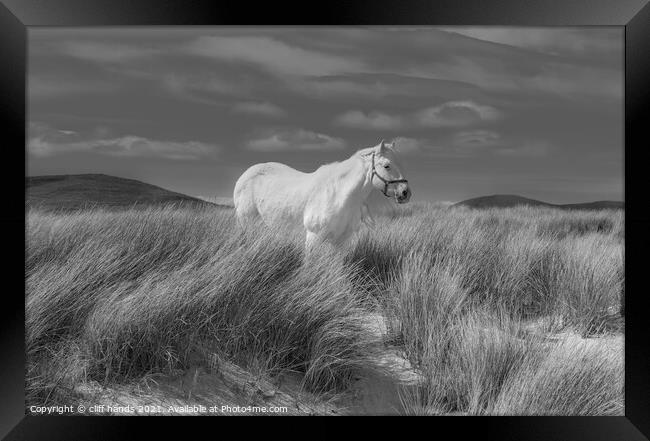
(312, 147), (371, 176)
(313, 144), (396, 174)
(311, 144), (399, 221)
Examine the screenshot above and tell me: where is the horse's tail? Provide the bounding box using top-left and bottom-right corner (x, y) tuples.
(233, 167), (261, 224)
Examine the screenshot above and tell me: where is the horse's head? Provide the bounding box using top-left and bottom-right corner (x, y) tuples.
(367, 140), (411, 204)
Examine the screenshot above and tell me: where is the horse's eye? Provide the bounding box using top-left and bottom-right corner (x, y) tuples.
(384, 165), (390, 169)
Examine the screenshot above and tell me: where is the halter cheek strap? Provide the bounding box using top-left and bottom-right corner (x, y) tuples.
(371, 152), (408, 198)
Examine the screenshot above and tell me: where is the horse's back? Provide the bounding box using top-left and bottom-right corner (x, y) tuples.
(234, 162), (305, 197)
(234, 162), (310, 228)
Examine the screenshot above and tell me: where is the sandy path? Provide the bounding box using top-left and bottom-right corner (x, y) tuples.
(73, 312), (421, 415)
(337, 313), (422, 415)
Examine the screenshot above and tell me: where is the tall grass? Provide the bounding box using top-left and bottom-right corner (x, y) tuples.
(352, 206), (623, 331)
(26, 204), (624, 415)
(488, 336), (624, 415)
(357, 205), (624, 415)
(26, 206), (378, 407)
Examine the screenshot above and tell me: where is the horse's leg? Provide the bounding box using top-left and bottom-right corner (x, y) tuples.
(305, 230), (322, 256)
(306, 230), (342, 262)
(306, 230), (351, 267)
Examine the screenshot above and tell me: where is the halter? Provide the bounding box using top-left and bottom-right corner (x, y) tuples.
(371, 152), (408, 198)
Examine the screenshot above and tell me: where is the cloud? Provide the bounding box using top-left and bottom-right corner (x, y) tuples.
(418, 57), (622, 100)
(186, 36), (364, 76)
(415, 101), (501, 128)
(389, 137), (443, 155)
(390, 137), (423, 154)
(163, 74), (250, 97)
(452, 130), (502, 148)
(335, 111), (404, 130)
(335, 100), (501, 131)
(388, 133), (550, 160)
(290, 78), (392, 99)
(57, 41), (160, 63)
(389, 134), (501, 158)
(28, 123), (218, 160)
(447, 131), (551, 157)
(440, 27), (621, 57)
(525, 64), (622, 99)
(289, 74), (484, 102)
(247, 129), (346, 152)
(496, 140), (551, 157)
(157, 73), (261, 106)
(445, 130), (551, 158)
(232, 101), (286, 118)
(29, 76), (117, 98)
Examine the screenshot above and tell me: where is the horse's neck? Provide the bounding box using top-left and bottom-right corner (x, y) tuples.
(327, 155), (373, 207)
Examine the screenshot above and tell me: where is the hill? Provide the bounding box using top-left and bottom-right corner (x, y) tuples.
(195, 196), (235, 207)
(26, 174), (222, 211)
(453, 194), (624, 210)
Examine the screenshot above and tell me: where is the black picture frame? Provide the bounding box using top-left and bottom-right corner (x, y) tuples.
(3, 0), (649, 438)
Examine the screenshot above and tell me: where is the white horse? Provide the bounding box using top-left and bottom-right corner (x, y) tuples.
(233, 140), (411, 250)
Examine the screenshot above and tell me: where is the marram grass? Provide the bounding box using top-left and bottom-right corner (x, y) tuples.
(26, 203), (623, 414)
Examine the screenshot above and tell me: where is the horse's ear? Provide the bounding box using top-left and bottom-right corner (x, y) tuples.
(377, 139), (387, 154)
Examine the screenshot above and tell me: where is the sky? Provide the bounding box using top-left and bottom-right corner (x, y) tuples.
(27, 27), (623, 203)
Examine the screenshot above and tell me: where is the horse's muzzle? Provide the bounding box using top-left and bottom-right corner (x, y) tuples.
(396, 185), (411, 204)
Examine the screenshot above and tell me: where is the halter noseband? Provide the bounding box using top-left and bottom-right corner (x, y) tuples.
(371, 152), (408, 198)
